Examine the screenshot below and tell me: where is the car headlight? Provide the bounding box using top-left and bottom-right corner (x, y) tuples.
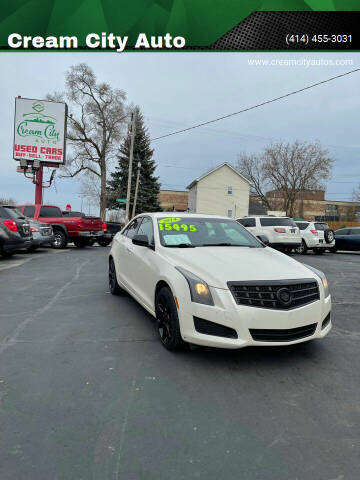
(304, 264), (330, 298)
(175, 267), (214, 306)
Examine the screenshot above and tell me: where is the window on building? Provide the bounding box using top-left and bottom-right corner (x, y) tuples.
(325, 204), (338, 213)
(227, 186), (233, 195)
(227, 209), (233, 218)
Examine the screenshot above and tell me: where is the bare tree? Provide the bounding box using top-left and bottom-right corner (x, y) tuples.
(0, 197), (17, 206)
(353, 183), (360, 202)
(237, 140), (333, 217)
(47, 63), (128, 219)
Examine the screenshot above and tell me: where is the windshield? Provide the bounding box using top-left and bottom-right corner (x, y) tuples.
(157, 217), (262, 248)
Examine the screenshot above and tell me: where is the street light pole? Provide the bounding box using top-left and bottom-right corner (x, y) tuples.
(125, 111), (136, 223)
(131, 161), (141, 219)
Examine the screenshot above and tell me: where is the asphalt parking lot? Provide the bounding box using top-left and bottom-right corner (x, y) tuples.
(0, 247), (359, 480)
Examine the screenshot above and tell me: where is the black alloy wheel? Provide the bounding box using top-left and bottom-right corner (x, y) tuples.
(155, 287), (185, 350)
(52, 230), (67, 249)
(109, 258), (122, 295)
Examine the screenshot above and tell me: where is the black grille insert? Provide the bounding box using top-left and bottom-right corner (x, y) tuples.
(322, 313), (331, 329)
(250, 323), (317, 342)
(228, 279), (319, 310)
(193, 317), (238, 339)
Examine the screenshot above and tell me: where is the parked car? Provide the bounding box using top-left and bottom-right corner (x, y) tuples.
(0, 205), (32, 258)
(97, 221), (123, 246)
(294, 221), (335, 254)
(109, 213), (331, 351)
(17, 204), (103, 249)
(27, 218), (54, 251)
(236, 215), (301, 252)
(332, 227), (360, 252)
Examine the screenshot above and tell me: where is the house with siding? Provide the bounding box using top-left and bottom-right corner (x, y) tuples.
(186, 163), (251, 218)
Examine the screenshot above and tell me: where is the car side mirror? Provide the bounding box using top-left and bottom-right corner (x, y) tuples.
(132, 234), (149, 247)
(257, 235), (269, 246)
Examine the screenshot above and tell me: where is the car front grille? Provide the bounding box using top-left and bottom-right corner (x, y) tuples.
(228, 279), (320, 310)
(249, 323), (317, 342)
(40, 227), (52, 236)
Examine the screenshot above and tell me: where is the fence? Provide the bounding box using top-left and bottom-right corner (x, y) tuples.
(327, 221), (360, 230)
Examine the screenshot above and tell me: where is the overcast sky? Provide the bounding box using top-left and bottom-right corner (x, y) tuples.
(1, 52), (359, 213)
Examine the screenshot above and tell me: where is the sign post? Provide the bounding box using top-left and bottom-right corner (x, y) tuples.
(13, 97), (67, 204)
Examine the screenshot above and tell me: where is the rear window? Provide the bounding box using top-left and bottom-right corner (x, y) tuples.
(260, 217), (295, 227)
(40, 206), (62, 218)
(315, 223), (329, 231)
(23, 206), (35, 218)
(296, 222), (309, 230)
(1, 206), (25, 220)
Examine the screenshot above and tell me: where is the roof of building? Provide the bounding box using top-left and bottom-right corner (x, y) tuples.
(186, 162), (251, 190)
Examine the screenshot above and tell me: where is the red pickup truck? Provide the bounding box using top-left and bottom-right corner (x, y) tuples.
(17, 204), (103, 249)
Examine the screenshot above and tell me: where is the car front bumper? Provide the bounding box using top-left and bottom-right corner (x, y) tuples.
(31, 232), (55, 247)
(177, 286), (331, 349)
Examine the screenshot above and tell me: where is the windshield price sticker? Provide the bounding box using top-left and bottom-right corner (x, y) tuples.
(158, 223), (197, 232)
(158, 217), (181, 223)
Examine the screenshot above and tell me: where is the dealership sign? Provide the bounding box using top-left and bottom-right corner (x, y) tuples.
(13, 97), (67, 165)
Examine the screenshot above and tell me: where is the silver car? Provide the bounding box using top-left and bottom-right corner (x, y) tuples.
(27, 219), (54, 251)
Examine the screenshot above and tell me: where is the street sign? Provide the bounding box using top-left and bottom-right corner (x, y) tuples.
(14, 97), (67, 166)
(116, 198), (127, 203)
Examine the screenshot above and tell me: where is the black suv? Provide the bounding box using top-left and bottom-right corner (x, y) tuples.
(0, 205), (32, 258)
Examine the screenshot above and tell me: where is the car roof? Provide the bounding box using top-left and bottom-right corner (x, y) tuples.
(135, 212), (235, 221)
(241, 215), (291, 219)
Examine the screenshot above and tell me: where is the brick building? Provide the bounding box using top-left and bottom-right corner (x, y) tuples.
(158, 190), (189, 212)
(264, 189), (360, 221)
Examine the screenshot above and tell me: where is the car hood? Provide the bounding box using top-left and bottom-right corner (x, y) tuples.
(161, 246), (317, 289)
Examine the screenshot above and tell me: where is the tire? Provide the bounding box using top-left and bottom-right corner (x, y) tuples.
(109, 257), (122, 295)
(283, 247), (292, 254)
(0, 249), (14, 258)
(324, 229), (335, 244)
(314, 248), (324, 255)
(87, 239), (95, 246)
(52, 230), (68, 249)
(73, 239), (87, 248)
(155, 286), (186, 351)
(295, 240), (308, 254)
(98, 238), (112, 247)
(27, 246), (39, 252)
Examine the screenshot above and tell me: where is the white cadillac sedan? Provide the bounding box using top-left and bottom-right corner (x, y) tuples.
(109, 213), (331, 351)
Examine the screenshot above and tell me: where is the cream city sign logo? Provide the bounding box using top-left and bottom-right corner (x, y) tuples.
(16, 101), (60, 144)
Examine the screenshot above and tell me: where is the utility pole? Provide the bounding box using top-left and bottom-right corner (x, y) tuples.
(131, 161), (141, 219)
(125, 111), (136, 223)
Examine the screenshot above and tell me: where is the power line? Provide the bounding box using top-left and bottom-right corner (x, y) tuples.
(151, 68), (360, 142)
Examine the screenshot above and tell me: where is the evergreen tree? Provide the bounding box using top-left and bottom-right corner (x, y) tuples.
(107, 107), (162, 215)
